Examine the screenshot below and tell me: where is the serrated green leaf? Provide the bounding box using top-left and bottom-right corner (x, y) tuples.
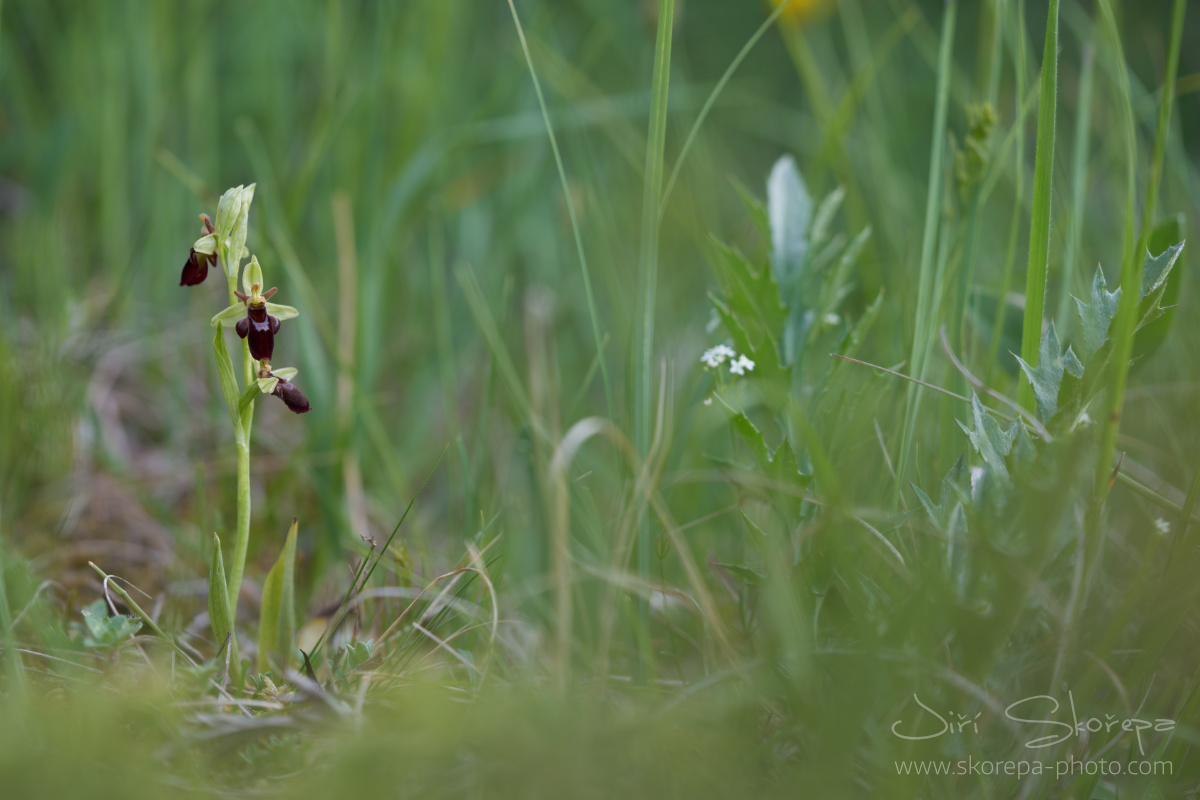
(212, 323), (244, 438)
(208, 533), (234, 655)
(910, 455), (968, 533)
(1141, 240), (1184, 297)
(1075, 267), (1121, 359)
(767, 155), (812, 285)
(1014, 323), (1083, 421)
(956, 393), (1018, 481)
(715, 395), (810, 487)
(1133, 218), (1186, 368)
(257, 519), (298, 674)
(708, 238), (787, 347)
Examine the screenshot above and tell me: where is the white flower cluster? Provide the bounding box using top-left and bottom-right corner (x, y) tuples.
(700, 344), (755, 376)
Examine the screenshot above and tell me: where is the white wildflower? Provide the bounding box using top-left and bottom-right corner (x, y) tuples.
(703, 397), (713, 406)
(1154, 518), (1170, 535)
(822, 313), (841, 326)
(729, 354), (755, 376)
(700, 344), (736, 368)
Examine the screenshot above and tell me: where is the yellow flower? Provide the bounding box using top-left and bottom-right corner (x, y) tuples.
(768, 0), (833, 27)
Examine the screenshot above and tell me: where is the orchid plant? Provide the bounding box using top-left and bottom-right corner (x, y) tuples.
(180, 184), (311, 671)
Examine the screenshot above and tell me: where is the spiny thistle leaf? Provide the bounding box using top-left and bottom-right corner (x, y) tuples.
(910, 455), (968, 533)
(1141, 240), (1184, 297)
(1014, 323), (1083, 421)
(1075, 267), (1121, 360)
(956, 394), (1019, 482)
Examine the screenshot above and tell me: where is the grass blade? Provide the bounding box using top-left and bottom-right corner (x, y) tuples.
(895, 0), (957, 500)
(1016, 0), (1060, 412)
(505, 0), (613, 422)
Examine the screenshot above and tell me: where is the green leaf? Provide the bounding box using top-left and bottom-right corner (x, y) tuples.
(708, 238), (787, 351)
(808, 187), (845, 252)
(208, 533), (234, 655)
(910, 455), (968, 533)
(731, 176), (770, 244)
(1132, 217), (1186, 367)
(238, 382), (261, 416)
(212, 323), (244, 438)
(257, 519), (298, 674)
(1014, 323), (1083, 421)
(713, 562), (766, 586)
(767, 155), (812, 285)
(79, 599), (141, 649)
(956, 393), (1018, 482)
(1075, 266), (1121, 359)
(715, 395), (810, 488)
(1140, 240), (1184, 297)
(817, 226), (871, 318)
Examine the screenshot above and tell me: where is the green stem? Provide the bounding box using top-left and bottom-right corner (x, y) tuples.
(228, 434), (251, 618)
(222, 259), (256, 620)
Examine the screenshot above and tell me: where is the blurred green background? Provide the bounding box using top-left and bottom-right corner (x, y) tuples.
(2, 0), (1200, 797)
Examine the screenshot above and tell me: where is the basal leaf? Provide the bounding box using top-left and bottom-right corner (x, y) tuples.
(208, 533), (234, 657)
(257, 519), (298, 674)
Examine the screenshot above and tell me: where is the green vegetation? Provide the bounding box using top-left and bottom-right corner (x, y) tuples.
(1, 0), (1198, 797)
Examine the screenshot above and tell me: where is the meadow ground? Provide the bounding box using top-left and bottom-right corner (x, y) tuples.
(2, 0), (1200, 797)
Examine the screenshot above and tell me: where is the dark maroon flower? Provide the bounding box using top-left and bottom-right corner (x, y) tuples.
(235, 302), (281, 361)
(272, 378), (311, 414)
(180, 214), (218, 286)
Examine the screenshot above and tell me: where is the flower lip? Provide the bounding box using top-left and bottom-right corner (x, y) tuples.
(180, 248), (218, 286)
(272, 377), (311, 414)
(180, 214), (219, 286)
(236, 306), (280, 361)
